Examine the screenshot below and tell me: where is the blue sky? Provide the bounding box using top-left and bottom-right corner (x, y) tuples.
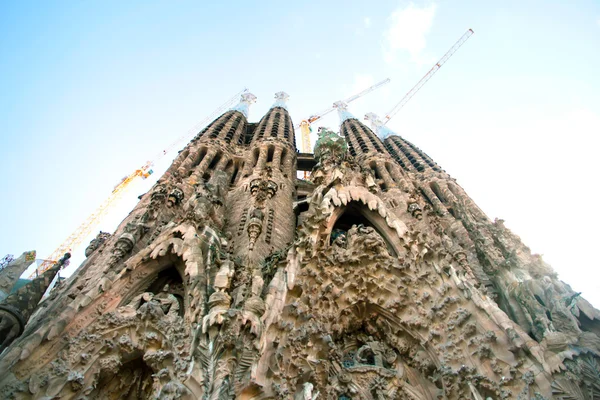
(1, 1), (599, 305)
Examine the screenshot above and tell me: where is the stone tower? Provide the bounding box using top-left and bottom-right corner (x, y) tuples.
(0, 93), (599, 399)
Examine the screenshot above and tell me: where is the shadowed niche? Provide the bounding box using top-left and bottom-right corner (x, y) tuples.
(89, 357), (154, 399)
(329, 202), (396, 256)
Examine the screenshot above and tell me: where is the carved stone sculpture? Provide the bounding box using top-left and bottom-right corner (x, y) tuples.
(84, 231), (110, 257)
(1, 93), (599, 400)
(0, 250), (36, 301)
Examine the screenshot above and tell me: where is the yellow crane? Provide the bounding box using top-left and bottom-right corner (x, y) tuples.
(297, 78), (391, 154)
(366, 29), (474, 132)
(31, 88), (248, 277)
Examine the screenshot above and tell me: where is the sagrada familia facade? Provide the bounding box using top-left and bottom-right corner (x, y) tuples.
(0, 92), (599, 399)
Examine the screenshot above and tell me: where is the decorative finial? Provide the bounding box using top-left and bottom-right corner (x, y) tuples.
(273, 91), (289, 110)
(231, 92), (257, 118)
(333, 101), (355, 123)
(365, 112), (395, 139)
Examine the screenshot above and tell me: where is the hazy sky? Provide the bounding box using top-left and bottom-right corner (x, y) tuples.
(1, 1), (599, 306)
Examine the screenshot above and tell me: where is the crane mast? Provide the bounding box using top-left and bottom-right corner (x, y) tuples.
(298, 78), (390, 153)
(31, 88), (247, 277)
(383, 29), (474, 124)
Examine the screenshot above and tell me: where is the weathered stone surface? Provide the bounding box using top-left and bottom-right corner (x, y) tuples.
(1, 97), (598, 399)
(0, 251), (36, 301)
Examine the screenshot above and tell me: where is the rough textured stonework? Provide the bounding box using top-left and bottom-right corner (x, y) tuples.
(0, 251), (36, 302)
(1, 94), (599, 399)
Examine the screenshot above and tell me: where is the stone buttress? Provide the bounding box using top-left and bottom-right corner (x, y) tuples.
(227, 92), (297, 265)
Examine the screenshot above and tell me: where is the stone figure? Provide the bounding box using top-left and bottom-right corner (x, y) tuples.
(84, 232), (110, 257)
(128, 284), (180, 320)
(2, 92), (600, 400)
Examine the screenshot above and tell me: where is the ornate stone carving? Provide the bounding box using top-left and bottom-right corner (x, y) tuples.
(84, 231), (110, 257)
(0, 251), (36, 301)
(247, 208), (264, 250)
(167, 187), (184, 207)
(250, 176), (278, 201)
(1, 102), (599, 400)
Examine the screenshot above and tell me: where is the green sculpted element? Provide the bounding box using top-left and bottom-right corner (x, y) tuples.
(314, 128), (347, 163)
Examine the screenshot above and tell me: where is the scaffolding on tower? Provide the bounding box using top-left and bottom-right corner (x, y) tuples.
(30, 88), (248, 278)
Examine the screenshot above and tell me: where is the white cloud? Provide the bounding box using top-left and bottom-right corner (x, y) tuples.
(364, 17), (372, 28)
(383, 3), (437, 64)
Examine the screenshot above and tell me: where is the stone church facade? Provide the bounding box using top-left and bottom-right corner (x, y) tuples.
(0, 93), (599, 399)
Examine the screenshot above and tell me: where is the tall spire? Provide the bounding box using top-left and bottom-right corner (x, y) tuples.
(364, 112), (395, 139)
(272, 91), (289, 110)
(333, 101), (355, 123)
(231, 92), (257, 119)
(0, 253), (70, 353)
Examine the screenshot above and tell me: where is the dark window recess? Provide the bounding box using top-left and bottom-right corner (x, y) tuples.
(346, 137), (357, 157)
(251, 148), (260, 168)
(330, 204), (395, 255)
(364, 126), (384, 152)
(283, 113), (293, 143)
(224, 116), (241, 143)
(271, 112), (281, 137)
(350, 125), (369, 152)
(238, 208), (249, 236)
(265, 209), (274, 244)
(280, 148), (287, 171)
(256, 113), (269, 141)
(266, 146), (275, 163)
(207, 152), (222, 170)
(229, 163), (239, 185)
(244, 123), (259, 144)
(210, 112), (233, 138)
(193, 147), (207, 169)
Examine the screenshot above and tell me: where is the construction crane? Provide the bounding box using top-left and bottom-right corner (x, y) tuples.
(30, 88), (248, 277)
(297, 78), (390, 154)
(371, 29), (473, 128)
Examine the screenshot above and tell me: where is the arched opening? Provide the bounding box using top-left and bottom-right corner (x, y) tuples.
(328, 303), (442, 398)
(280, 147), (288, 172)
(120, 253), (187, 317)
(177, 149), (189, 164)
(193, 147), (208, 169)
(224, 159), (234, 174)
(229, 162), (240, 185)
(208, 151), (222, 171)
(146, 267), (185, 316)
(89, 357), (155, 399)
(375, 165), (388, 191)
(369, 162), (381, 180)
(329, 202), (396, 256)
(266, 145), (275, 164)
(332, 206), (374, 233)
